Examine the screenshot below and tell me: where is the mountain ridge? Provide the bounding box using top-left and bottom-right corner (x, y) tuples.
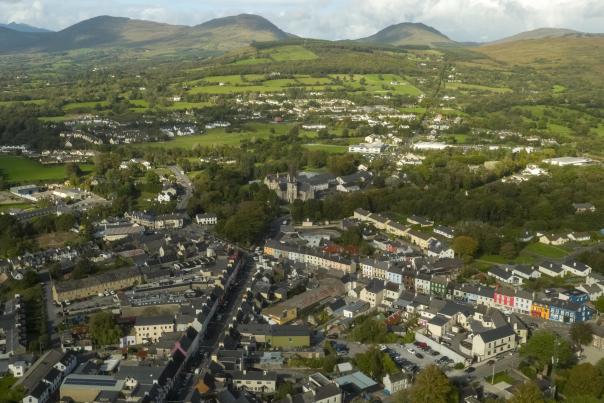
(0, 21), (52, 33)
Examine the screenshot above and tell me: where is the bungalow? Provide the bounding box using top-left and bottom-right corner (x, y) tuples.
(538, 262), (566, 278)
(577, 284), (604, 301)
(562, 259), (592, 277)
(567, 232), (591, 242)
(488, 266), (523, 285)
(539, 234), (568, 246)
(512, 265), (541, 281)
(573, 202), (596, 214)
(342, 301), (370, 318)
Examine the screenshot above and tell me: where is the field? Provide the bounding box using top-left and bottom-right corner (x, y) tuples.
(0, 156), (93, 183)
(63, 100), (110, 111)
(37, 231), (79, 248)
(0, 99), (47, 107)
(445, 82), (512, 93)
(522, 242), (569, 259)
(302, 144), (349, 154)
(133, 123), (294, 149)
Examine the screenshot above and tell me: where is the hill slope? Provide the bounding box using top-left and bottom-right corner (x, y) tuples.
(0, 14), (291, 54)
(490, 28), (596, 44)
(358, 22), (455, 47)
(0, 22), (52, 33)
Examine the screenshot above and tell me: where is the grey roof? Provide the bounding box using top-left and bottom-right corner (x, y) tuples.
(231, 370), (277, 381)
(478, 325), (516, 343)
(314, 383), (342, 400)
(365, 279), (385, 294)
(489, 266), (514, 280)
(134, 315), (174, 327)
(428, 315), (449, 326)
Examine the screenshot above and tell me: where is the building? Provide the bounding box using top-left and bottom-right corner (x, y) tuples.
(232, 370), (277, 394)
(488, 266), (524, 285)
(562, 259), (592, 277)
(196, 213), (218, 225)
(383, 372), (410, 395)
(471, 325), (517, 362)
(52, 267), (142, 303)
(264, 172), (336, 203)
(237, 324), (311, 348)
(548, 299), (594, 323)
(539, 234), (568, 246)
(592, 326), (604, 351)
(263, 240), (354, 274)
(360, 279), (385, 308)
(543, 157), (593, 166)
(60, 375), (125, 402)
(407, 215), (433, 227)
(406, 231), (436, 250)
(134, 315), (175, 344)
(348, 143), (387, 154)
(342, 301), (370, 318)
(433, 225), (455, 239)
(573, 203), (596, 213)
(538, 262), (565, 278)
(127, 211), (185, 230)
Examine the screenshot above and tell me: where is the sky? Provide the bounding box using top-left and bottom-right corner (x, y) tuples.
(1, 0), (604, 42)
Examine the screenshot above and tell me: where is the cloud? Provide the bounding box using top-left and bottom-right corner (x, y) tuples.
(0, 0), (603, 41)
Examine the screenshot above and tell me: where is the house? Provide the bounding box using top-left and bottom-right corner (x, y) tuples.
(360, 279), (385, 308)
(518, 231), (534, 243)
(531, 301), (550, 320)
(562, 259), (592, 277)
(471, 325), (517, 362)
(342, 301), (370, 318)
(383, 282), (401, 307)
(538, 262), (566, 278)
(237, 324), (311, 348)
(383, 372), (410, 395)
(22, 383), (50, 403)
(539, 234), (568, 246)
(567, 232), (591, 242)
(387, 266), (404, 285)
(488, 266), (523, 285)
(592, 326), (604, 351)
(430, 276), (448, 297)
(559, 289), (589, 304)
(59, 374), (125, 402)
(348, 143), (387, 154)
(195, 213), (218, 225)
(573, 203), (596, 213)
(134, 315), (175, 344)
(52, 267), (143, 303)
(427, 240), (455, 259)
(512, 265), (541, 281)
(433, 225), (455, 239)
(414, 273), (431, 295)
(231, 370), (277, 393)
(577, 284), (604, 301)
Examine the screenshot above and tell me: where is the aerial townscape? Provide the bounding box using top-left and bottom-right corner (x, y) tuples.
(0, 2), (604, 403)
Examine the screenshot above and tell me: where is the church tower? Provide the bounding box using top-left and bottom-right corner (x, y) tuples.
(286, 166), (298, 203)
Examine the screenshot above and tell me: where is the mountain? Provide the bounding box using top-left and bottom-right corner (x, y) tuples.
(0, 22), (52, 33)
(358, 22), (455, 47)
(0, 14), (291, 54)
(490, 28), (595, 44)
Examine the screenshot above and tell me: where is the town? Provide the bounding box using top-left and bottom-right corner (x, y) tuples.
(0, 6), (604, 403)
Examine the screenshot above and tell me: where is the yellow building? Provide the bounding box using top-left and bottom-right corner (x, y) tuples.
(134, 315), (175, 344)
(531, 301), (550, 320)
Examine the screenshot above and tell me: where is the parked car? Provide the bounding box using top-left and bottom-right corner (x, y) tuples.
(415, 352), (424, 359)
(487, 359), (496, 366)
(464, 367), (476, 373)
(406, 347), (415, 354)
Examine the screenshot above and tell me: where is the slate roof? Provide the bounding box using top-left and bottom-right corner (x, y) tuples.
(477, 325), (516, 343)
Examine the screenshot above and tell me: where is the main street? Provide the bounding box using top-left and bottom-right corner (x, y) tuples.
(169, 165), (193, 211)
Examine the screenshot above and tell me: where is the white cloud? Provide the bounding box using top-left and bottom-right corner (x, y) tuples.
(0, 0), (603, 42)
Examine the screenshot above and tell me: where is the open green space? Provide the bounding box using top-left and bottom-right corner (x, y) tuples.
(302, 144), (348, 154)
(446, 82), (512, 93)
(63, 100), (110, 111)
(522, 242), (569, 259)
(268, 45), (318, 61)
(0, 155), (93, 183)
(0, 99), (47, 107)
(485, 372), (516, 385)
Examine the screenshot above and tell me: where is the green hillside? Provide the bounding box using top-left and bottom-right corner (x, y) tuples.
(358, 22), (455, 47)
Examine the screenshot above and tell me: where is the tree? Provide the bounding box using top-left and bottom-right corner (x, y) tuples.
(452, 236), (479, 261)
(595, 296), (604, 313)
(353, 348), (398, 381)
(563, 363), (604, 398)
(570, 322), (593, 351)
(500, 242), (517, 260)
(274, 381), (295, 400)
(409, 365), (457, 403)
(507, 381), (544, 403)
(88, 312), (121, 347)
(520, 330), (573, 369)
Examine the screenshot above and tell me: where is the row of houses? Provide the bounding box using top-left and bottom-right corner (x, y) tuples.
(263, 240), (354, 274)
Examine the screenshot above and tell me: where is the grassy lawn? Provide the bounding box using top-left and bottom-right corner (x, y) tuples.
(0, 156), (93, 183)
(552, 84), (567, 93)
(133, 123), (293, 149)
(522, 242), (569, 259)
(302, 144), (348, 154)
(63, 100), (110, 111)
(485, 372), (516, 385)
(446, 82), (512, 93)
(331, 73), (423, 96)
(37, 231), (79, 248)
(268, 45), (318, 61)
(38, 115), (79, 122)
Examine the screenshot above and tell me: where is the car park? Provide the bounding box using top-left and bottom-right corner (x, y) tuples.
(415, 352), (424, 359)
(464, 367), (476, 373)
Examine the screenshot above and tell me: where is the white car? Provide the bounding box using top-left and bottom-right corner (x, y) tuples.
(406, 347), (415, 354)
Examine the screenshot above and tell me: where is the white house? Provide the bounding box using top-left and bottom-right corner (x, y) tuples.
(562, 260), (592, 277)
(348, 143), (387, 155)
(383, 372), (409, 395)
(196, 213), (218, 225)
(538, 262), (566, 278)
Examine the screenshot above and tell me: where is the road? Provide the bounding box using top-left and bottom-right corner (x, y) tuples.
(169, 165), (193, 211)
(42, 280), (61, 348)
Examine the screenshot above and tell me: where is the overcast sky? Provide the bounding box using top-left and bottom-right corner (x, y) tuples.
(1, 0), (604, 42)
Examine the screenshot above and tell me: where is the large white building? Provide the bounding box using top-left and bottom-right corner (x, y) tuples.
(543, 157), (593, 166)
(348, 143), (387, 154)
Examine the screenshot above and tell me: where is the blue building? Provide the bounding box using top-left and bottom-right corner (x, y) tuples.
(560, 289), (589, 304)
(548, 298), (594, 323)
(387, 266), (403, 285)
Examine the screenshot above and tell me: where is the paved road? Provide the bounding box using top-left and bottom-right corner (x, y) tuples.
(169, 165), (193, 211)
(42, 281), (61, 348)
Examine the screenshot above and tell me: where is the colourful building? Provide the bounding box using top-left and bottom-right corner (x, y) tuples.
(531, 301), (550, 320)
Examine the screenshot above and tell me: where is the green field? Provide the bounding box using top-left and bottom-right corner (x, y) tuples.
(331, 74), (423, 96)
(133, 123), (294, 149)
(302, 144), (349, 154)
(522, 242), (569, 259)
(0, 156), (93, 183)
(268, 45), (318, 61)
(63, 100), (110, 111)
(0, 99), (47, 107)
(446, 82), (512, 93)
